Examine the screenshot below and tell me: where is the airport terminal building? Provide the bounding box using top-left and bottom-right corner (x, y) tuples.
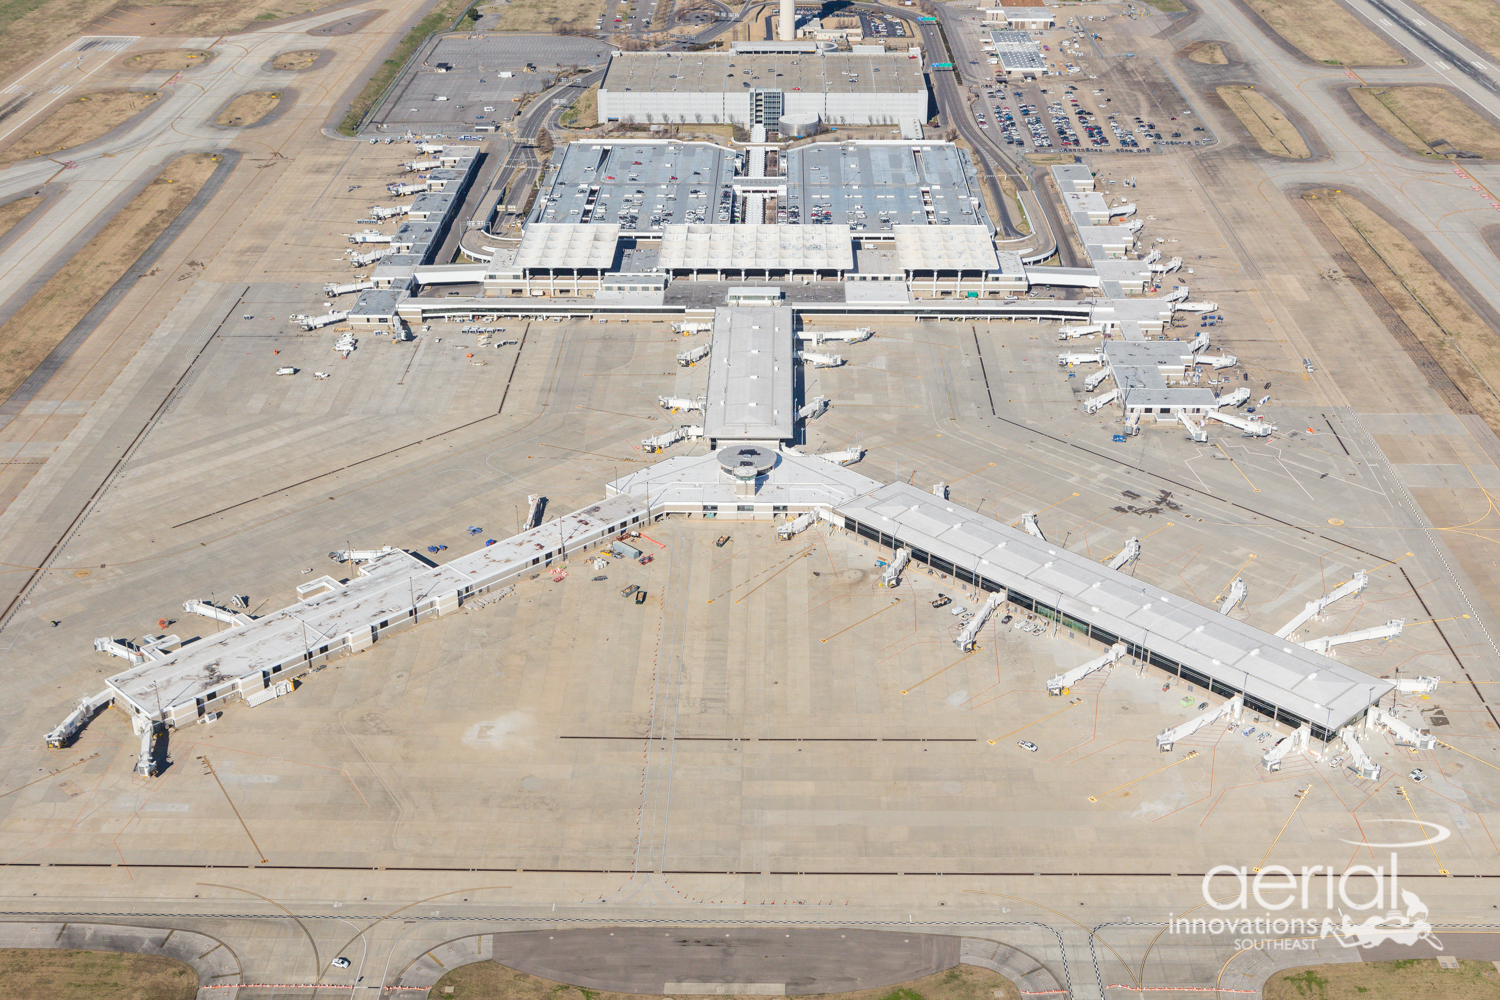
(597, 51), (930, 127)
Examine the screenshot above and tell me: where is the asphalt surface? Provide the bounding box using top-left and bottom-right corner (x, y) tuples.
(489, 927), (960, 994)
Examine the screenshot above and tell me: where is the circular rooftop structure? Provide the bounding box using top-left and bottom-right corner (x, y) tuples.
(717, 444), (778, 480)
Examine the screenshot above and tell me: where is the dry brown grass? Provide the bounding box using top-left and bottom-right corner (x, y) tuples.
(490, 0), (611, 31)
(1245, 0), (1404, 65)
(0, 90), (159, 168)
(433, 964), (1020, 1000)
(122, 48), (210, 71)
(1412, 0), (1500, 63)
(215, 90), (280, 127)
(559, 83), (598, 127)
(0, 948), (197, 1000)
(1305, 188), (1500, 439)
(1265, 959), (1500, 1000)
(1186, 41), (1228, 64)
(272, 48), (322, 70)
(0, 0), (330, 93)
(0, 194), (43, 240)
(0, 152), (221, 404)
(1351, 85), (1500, 158)
(1217, 85), (1309, 157)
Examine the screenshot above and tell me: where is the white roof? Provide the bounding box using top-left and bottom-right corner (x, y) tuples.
(834, 483), (1392, 732)
(514, 223), (621, 270)
(702, 306), (795, 441)
(105, 495), (649, 715)
(610, 449), (881, 507)
(893, 224), (1000, 272)
(658, 224), (853, 271)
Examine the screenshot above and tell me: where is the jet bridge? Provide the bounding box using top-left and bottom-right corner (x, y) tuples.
(1157, 693), (1243, 751)
(955, 591), (1006, 652)
(1395, 675), (1440, 695)
(1206, 409), (1275, 437)
(815, 447), (864, 466)
(1106, 538), (1140, 571)
(1047, 642), (1126, 695)
(1261, 723), (1311, 771)
(1337, 725), (1381, 779)
(1365, 704), (1436, 750)
(1084, 366), (1113, 392)
(183, 600), (254, 627)
(1021, 512), (1045, 540)
(1301, 619), (1403, 656)
(45, 690), (114, 749)
(881, 547), (911, 588)
(1275, 572), (1368, 639)
(1083, 387), (1120, 415)
(1218, 577), (1246, 616)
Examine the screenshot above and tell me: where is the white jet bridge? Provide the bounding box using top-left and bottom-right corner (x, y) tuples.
(659, 395), (705, 412)
(815, 447), (864, 466)
(1275, 572), (1369, 639)
(1218, 577), (1246, 615)
(1365, 704), (1436, 750)
(1261, 723), (1312, 771)
(797, 350), (844, 368)
(678, 343), (711, 367)
(955, 591), (1006, 652)
(325, 279), (375, 297)
(641, 425), (703, 453)
(1206, 409), (1275, 437)
(1048, 642), (1126, 695)
(1337, 725), (1381, 779)
(1106, 538), (1140, 571)
(1158, 693), (1243, 751)
(1021, 512), (1045, 540)
(880, 547), (911, 588)
(797, 397), (830, 421)
(798, 327), (872, 344)
(1301, 619), (1403, 656)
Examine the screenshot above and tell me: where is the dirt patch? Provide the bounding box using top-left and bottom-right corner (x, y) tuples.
(1217, 84), (1309, 157)
(119, 48), (211, 72)
(1184, 40), (1229, 64)
(1265, 959), (1500, 1000)
(1351, 85), (1500, 159)
(0, 152), (221, 405)
(0, 90), (160, 169)
(1243, 0), (1405, 65)
(271, 48), (324, 70)
(214, 90), (281, 127)
(434, 964), (1020, 1000)
(1303, 187), (1500, 437)
(87, 5), (189, 35)
(0, 948), (197, 1000)
(307, 8), (385, 34)
(0, 195), (44, 242)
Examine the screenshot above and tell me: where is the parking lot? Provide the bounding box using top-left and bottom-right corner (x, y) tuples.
(369, 35), (612, 132)
(976, 80), (1208, 151)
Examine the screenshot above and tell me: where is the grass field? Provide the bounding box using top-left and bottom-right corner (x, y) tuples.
(1245, 0), (1404, 65)
(123, 49), (211, 72)
(1265, 958), (1500, 1000)
(1305, 188), (1500, 440)
(559, 83), (598, 127)
(0, 89), (159, 169)
(432, 964), (1020, 1000)
(0, 0), (334, 92)
(1351, 85), (1500, 158)
(272, 49), (323, 70)
(1185, 41), (1228, 64)
(0, 152), (221, 405)
(1412, 0), (1500, 64)
(338, 0), (472, 134)
(489, 0), (609, 32)
(1217, 85), (1309, 157)
(215, 90), (280, 127)
(0, 194), (44, 240)
(0, 948), (197, 1000)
